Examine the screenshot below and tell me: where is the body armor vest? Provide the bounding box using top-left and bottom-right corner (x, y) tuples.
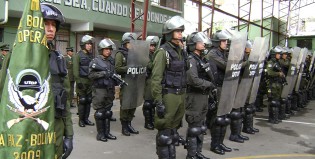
(49, 50), (68, 118)
(210, 47), (226, 86)
(93, 55), (115, 88)
(78, 50), (92, 77)
(160, 43), (187, 89)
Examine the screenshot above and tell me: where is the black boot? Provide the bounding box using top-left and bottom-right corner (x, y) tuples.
(248, 112), (259, 133)
(255, 96), (264, 112)
(279, 99), (289, 120)
(186, 137), (198, 159)
(143, 107), (154, 130)
(291, 93), (300, 111)
(220, 125), (232, 152)
(95, 119), (107, 142)
(104, 119), (117, 140)
(78, 104), (85, 127)
(196, 134), (209, 159)
(127, 121), (139, 134)
(121, 121), (130, 136)
(84, 104), (95, 126)
(229, 118), (244, 143)
(210, 125), (224, 155)
(242, 108), (255, 134)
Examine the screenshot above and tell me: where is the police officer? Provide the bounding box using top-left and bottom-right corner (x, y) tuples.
(73, 35), (95, 127)
(241, 40), (259, 135)
(266, 46), (285, 124)
(89, 39), (117, 142)
(151, 15), (189, 159)
(279, 47), (291, 120)
(0, 44), (10, 70)
(143, 36), (159, 130)
(41, 3), (73, 158)
(229, 40), (251, 142)
(65, 47), (76, 107)
(115, 32), (139, 136)
(205, 31), (232, 155)
(185, 32), (214, 159)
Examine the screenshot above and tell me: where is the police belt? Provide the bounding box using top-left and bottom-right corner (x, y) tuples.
(186, 85), (209, 95)
(162, 88), (186, 95)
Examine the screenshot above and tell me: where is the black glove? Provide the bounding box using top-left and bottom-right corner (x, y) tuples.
(209, 82), (216, 91)
(77, 83), (84, 89)
(62, 137), (73, 159)
(156, 101), (166, 118)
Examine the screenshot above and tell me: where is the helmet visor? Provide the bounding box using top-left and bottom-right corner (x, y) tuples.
(192, 32), (211, 45)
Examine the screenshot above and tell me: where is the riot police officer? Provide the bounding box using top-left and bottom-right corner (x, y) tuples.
(185, 32), (214, 159)
(73, 35), (95, 127)
(143, 36), (159, 130)
(151, 15), (189, 159)
(205, 31), (232, 155)
(279, 47), (291, 120)
(266, 46), (285, 124)
(0, 44), (10, 70)
(89, 39), (117, 142)
(41, 3), (73, 158)
(115, 32), (139, 136)
(65, 47), (76, 107)
(229, 40), (251, 142)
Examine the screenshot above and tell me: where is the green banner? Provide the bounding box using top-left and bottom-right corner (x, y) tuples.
(0, 0), (56, 158)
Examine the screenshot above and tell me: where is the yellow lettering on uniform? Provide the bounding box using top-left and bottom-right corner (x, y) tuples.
(31, 0), (40, 11)
(30, 30), (34, 42)
(27, 15), (32, 27)
(0, 134), (5, 146)
(30, 134), (37, 146)
(41, 35), (48, 48)
(18, 21), (22, 29)
(37, 134), (41, 145)
(23, 30), (30, 42)
(33, 16), (39, 28)
(39, 17), (44, 29)
(8, 134), (14, 147)
(16, 135), (22, 148)
(48, 132), (54, 144)
(18, 31), (23, 42)
(34, 31), (41, 43)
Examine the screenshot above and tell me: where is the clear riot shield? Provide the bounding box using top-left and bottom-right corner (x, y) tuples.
(288, 47), (302, 94)
(306, 51), (315, 89)
(281, 47), (300, 98)
(248, 38), (269, 104)
(294, 48), (308, 92)
(308, 51), (315, 88)
(234, 37), (264, 109)
(121, 40), (150, 109)
(217, 31), (247, 116)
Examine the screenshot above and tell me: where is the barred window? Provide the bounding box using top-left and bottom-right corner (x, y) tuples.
(297, 39), (312, 50)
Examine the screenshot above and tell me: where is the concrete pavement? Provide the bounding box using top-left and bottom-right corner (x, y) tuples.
(68, 99), (315, 159)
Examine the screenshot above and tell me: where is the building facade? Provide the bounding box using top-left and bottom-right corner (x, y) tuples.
(0, 0), (183, 55)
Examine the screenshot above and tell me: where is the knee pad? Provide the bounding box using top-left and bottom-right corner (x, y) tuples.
(229, 110), (242, 120)
(224, 117), (231, 125)
(143, 101), (152, 110)
(94, 109), (106, 119)
(214, 116), (225, 126)
(187, 127), (201, 137)
(270, 100), (279, 107)
(281, 98), (287, 104)
(200, 125), (207, 134)
(104, 110), (113, 119)
(245, 107), (253, 114)
(79, 96), (87, 105)
(157, 130), (172, 146)
(87, 93), (92, 103)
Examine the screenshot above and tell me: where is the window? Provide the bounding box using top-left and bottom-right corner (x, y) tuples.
(0, 28), (3, 42)
(152, 0), (182, 11)
(297, 39), (312, 50)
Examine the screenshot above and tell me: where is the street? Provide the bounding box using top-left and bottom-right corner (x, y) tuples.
(68, 99), (315, 159)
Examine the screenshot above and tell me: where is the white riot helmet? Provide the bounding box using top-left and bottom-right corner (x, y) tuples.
(98, 39), (116, 54)
(80, 35), (94, 49)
